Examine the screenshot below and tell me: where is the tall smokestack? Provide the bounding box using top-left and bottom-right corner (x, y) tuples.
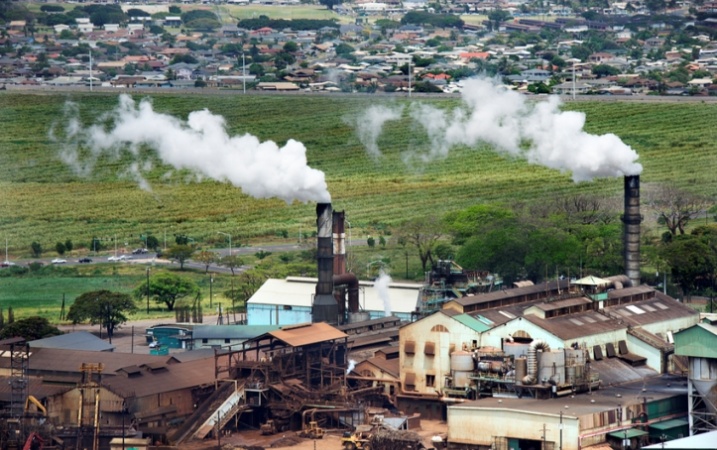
(314, 203), (338, 324)
(622, 175), (642, 286)
(333, 210), (346, 275)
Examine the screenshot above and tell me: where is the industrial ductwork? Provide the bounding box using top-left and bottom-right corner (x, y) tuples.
(523, 339), (550, 385)
(622, 175), (642, 287)
(313, 203), (338, 324)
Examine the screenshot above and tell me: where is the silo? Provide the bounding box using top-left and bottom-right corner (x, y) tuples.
(451, 350), (474, 388)
(689, 357), (717, 417)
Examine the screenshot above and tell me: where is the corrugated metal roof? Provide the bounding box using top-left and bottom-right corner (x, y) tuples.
(643, 429), (717, 449)
(29, 331), (115, 352)
(451, 313), (492, 332)
(604, 296), (698, 327)
(267, 322), (347, 347)
(649, 418), (688, 430)
(248, 277), (421, 315)
(452, 279), (570, 307)
(522, 310), (625, 340)
(24, 348), (177, 375)
(674, 322), (717, 358)
(362, 356), (399, 378)
(101, 358), (216, 398)
(192, 325), (279, 340)
(532, 297), (592, 311)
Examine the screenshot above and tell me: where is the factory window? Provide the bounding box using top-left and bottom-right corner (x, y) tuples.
(202, 339), (208, 344)
(426, 375), (435, 387)
(404, 341), (415, 354)
(431, 324), (448, 332)
(225, 339), (231, 344)
(424, 342), (435, 356)
(404, 372), (416, 390)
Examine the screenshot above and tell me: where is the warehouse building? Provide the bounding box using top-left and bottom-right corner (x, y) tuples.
(246, 276), (421, 325)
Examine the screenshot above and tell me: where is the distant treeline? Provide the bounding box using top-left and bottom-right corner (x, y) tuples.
(401, 11), (464, 29)
(237, 17), (339, 31)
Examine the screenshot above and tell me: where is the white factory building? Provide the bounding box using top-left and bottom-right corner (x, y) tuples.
(246, 276), (421, 326)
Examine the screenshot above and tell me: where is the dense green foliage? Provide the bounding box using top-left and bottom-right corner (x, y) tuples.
(0, 316), (62, 340)
(401, 11), (464, 29)
(237, 17), (339, 31)
(67, 290), (137, 340)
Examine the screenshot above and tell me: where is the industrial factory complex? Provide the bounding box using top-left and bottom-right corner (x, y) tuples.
(2, 175), (717, 450)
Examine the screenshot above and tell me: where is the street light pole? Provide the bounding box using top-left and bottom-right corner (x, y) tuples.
(146, 267), (150, 314)
(242, 53), (246, 94)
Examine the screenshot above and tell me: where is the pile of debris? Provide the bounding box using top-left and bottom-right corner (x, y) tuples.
(369, 428), (425, 450)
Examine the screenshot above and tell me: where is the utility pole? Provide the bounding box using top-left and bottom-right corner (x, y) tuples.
(559, 410), (563, 450)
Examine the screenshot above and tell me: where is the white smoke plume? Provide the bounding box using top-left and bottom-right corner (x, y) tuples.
(352, 105), (404, 159)
(360, 77), (642, 182)
(52, 95), (330, 203)
(347, 359), (357, 375)
(375, 270), (393, 317)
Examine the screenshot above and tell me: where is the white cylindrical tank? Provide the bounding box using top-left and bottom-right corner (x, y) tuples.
(503, 342), (531, 358)
(453, 371), (472, 388)
(451, 351), (474, 371)
(564, 347), (585, 366)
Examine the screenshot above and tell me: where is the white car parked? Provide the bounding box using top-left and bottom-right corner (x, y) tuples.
(51, 258), (67, 264)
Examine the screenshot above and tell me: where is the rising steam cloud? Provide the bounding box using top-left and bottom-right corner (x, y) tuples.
(352, 105), (404, 159)
(375, 270), (393, 317)
(359, 77), (642, 182)
(51, 95), (330, 203)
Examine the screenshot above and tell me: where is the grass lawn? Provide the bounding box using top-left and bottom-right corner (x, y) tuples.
(220, 4), (341, 21)
(0, 263), (239, 323)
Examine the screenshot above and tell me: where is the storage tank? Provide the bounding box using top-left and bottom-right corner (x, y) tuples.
(503, 342), (531, 359)
(451, 351), (474, 388)
(689, 357), (717, 416)
(564, 348), (585, 365)
(538, 350), (566, 385)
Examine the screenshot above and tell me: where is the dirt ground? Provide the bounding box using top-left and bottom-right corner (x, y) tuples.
(58, 318), (448, 450)
(185, 420), (447, 450)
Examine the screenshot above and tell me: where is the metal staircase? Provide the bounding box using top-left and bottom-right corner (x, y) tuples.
(169, 381), (248, 445)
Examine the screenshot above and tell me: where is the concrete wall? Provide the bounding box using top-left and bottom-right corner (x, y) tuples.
(627, 334), (664, 371)
(448, 406), (580, 450)
(399, 313), (482, 395)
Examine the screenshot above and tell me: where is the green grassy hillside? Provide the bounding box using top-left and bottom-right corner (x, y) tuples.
(0, 92), (715, 257)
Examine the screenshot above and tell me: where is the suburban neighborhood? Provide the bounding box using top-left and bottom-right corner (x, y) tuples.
(1, 0), (717, 95)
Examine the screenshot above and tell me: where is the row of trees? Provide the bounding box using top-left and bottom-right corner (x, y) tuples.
(393, 184), (716, 301)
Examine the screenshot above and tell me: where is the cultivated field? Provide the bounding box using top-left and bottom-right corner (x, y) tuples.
(0, 91), (716, 258)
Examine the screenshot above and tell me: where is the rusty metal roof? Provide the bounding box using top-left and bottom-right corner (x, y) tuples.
(452, 279), (571, 308)
(101, 358), (216, 399)
(24, 348), (176, 375)
(604, 296), (698, 327)
(267, 322), (347, 347)
(360, 356), (399, 378)
(522, 310), (626, 340)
